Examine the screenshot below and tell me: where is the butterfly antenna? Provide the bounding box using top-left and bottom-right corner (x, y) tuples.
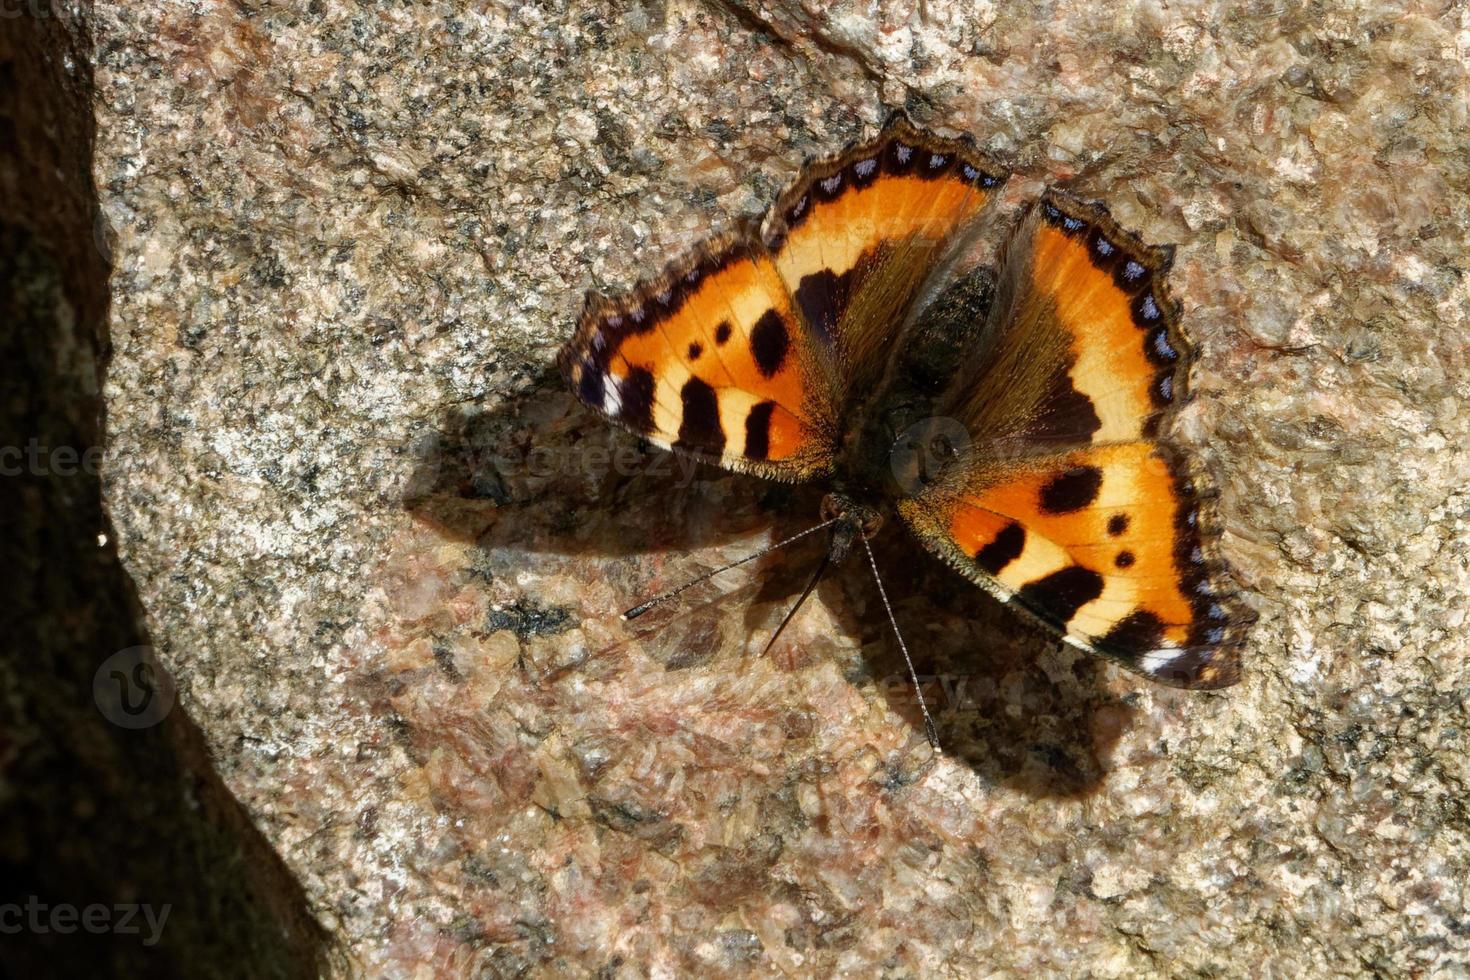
(622, 517), (839, 621)
(861, 534), (940, 751)
(759, 548), (833, 658)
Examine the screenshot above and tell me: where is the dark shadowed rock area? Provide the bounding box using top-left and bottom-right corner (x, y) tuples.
(0, 5), (327, 977)
(84, 0), (1470, 975)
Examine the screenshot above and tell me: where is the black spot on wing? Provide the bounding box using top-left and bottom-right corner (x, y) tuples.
(622, 305), (656, 337)
(1087, 226), (1121, 270)
(1099, 610), (1165, 657)
(1107, 513), (1130, 536)
(785, 193), (811, 230)
(919, 150), (952, 179)
(794, 267), (853, 347)
(1039, 466), (1103, 514)
(850, 156), (880, 188)
(744, 401), (775, 461)
(687, 341), (702, 361)
(1116, 258), (1150, 293)
(1026, 369), (1101, 444)
(1132, 293), (1168, 338)
(620, 367), (656, 435)
(1016, 566), (1104, 625)
(975, 522), (1025, 576)
(750, 310), (791, 379)
(815, 172), (844, 201)
(1151, 372), (1174, 407)
(652, 284), (683, 317)
(675, 376), (724, 456)
(577, 364), (605, 411)
(1114, 551), (1135, 569)
(714, 321), (732, 345)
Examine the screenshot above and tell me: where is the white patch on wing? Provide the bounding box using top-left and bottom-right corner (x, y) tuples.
(1141, 647), (1183, 675)
(602, 375), (623, 417)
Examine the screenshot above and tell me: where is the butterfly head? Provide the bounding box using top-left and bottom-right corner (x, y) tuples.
(820, 491), (883, 563)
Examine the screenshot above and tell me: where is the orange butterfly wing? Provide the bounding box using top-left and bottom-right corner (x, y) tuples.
(903, 191), (1253, 687)
(559, 113), (1007, 482)
(560, 227), (832, 480)
(761, 113), (1006, 402)
(902, 444), (1250, 687)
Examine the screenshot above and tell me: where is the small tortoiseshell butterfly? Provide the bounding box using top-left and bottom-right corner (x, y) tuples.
(558, 111), (1254, 732)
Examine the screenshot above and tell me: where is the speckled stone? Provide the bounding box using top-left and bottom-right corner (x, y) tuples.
(99, 0), (1469, 975)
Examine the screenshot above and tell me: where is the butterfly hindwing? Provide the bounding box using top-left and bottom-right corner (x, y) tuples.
(904, 190), (1252, 688)
(900, 444), (1251, 687)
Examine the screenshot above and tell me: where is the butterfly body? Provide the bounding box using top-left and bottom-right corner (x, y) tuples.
(843, 268), (996, 498)
(560, 112), (1254, 693)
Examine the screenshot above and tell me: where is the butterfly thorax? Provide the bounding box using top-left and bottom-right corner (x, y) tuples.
(833, 267), (995, 506)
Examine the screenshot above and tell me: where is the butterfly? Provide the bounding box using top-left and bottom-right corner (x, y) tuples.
(557, 111), (1254, 737)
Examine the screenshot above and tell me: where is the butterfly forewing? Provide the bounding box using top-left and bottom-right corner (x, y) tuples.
(559, 225), (838, 481)
(560, 112), (1009, 483)
(761, 112), (1008, 405)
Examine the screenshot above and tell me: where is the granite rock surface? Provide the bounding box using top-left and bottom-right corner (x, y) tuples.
(98, 0), (1469, 975)
(1, 7), (325, 976)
